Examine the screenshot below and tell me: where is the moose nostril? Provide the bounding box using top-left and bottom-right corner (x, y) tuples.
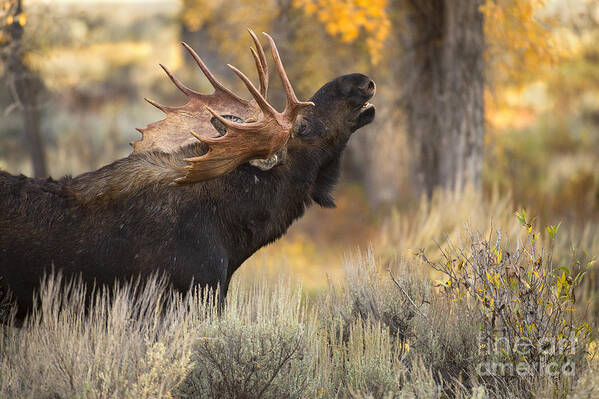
(358, 79), (375, 96)
(368, 80), (375, 92)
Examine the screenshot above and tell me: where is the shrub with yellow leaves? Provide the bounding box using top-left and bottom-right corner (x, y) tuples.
(422, 209), (594, 389)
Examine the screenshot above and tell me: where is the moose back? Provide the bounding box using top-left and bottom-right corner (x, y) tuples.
(0, 31), (376, 319)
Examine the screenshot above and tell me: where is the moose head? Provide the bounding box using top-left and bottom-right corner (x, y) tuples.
(132, 30), (375, 185)
(0, 30), (376, 319)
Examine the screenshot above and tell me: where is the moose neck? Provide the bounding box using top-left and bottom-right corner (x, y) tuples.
(177, 141), (344, 269)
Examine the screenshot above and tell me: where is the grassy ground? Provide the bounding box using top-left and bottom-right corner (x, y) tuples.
(0, 190), (597, 398)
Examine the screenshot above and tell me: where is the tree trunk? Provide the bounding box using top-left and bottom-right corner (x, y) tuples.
(400, 0), (485, 197)
(21, 104), (46, 177)
(3, 0), (48, 177)
(11, 59), (48, 178)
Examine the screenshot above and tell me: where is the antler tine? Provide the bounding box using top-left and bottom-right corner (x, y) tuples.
(188, 128), (225, 145)
(144, 97), (175, 113)
(181, 42), (245, 102)
(227, 64), (277, 117)
(262, 32), (314, 112)
(159, 64), (198, 97)
(250, 48), (267, 98)
(248, 28), (268, 97)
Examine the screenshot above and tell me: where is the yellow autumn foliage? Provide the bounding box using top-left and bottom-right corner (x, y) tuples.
(180, 0), (555, 86)
(180, 0), (278, 76)
(293, 0), (390, 64)
(481, 0), (557, 86)
(1, 1), (26, 37)
(181, 0), (275, 39)
(292, 0), (555, 75)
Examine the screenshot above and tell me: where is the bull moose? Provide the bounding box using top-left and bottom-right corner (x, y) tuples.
(0, 31), (376, 320)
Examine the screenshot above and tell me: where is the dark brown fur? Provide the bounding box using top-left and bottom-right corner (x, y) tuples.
(0, 73), (375, 320)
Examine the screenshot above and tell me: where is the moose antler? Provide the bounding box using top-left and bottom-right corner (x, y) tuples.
(132, 30), (313, 184)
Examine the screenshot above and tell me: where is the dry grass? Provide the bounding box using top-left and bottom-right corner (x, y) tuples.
(0, 274), (197, 398)
(0, 189), (597, 398)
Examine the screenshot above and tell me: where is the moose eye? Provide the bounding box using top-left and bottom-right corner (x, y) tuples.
(293, 119), (309, 137)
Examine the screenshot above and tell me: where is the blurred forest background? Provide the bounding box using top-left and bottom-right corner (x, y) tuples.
(0, 0), (598, 289)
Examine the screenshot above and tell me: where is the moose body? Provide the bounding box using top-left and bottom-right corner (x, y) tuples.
(0, 32), (375, 320)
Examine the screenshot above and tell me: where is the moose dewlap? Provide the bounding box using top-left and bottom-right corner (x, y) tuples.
(0, 30), (376, 320)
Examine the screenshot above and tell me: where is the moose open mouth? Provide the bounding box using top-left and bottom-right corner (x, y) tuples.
(356, 103), (375, 129)
(354, 89), (376, 129)
(353, 77), (376, 129)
